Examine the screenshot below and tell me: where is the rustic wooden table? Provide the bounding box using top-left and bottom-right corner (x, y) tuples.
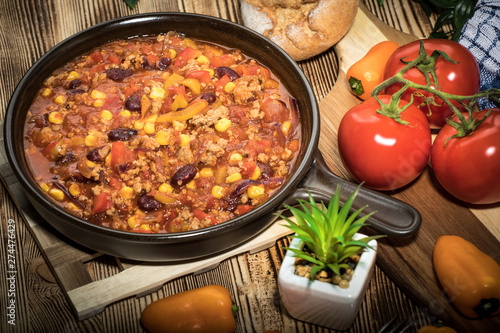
(1, 1), (499, 332)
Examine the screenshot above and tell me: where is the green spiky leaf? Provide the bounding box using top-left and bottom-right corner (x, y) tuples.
(279, 181), (386, 281)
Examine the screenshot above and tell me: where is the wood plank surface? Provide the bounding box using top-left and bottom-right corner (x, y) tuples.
(0, 1), (498, 333)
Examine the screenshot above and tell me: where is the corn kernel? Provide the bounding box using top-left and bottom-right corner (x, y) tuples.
(86, 160), (96, 168)
(229, 153), (242, 164)
(186, 180), (196, 189)
(66, 202), (79, 211)
(215, 118), (231, 132)
(168, 49), (177, 59)
(100, 110), (113, 120)
(281, 121), (291, 134)
(247, 185), (265, 199)
(200, 168), (213, 178)
(93, 99), (104, 108)
(118, 110), (131, 117)
(120, 186), (134, 200)
(55, 95), (66, 105)
(39, 182), (50, 192)
(68, 183), (81, 197)
(149, 86), (165, 100)
(48, 111), (64, 124)
(155, 130), (170, 145)
(134, 119), (144, 130)
(90, 90), (107, 99)
(224, 81), (236, 93)
(196, 55), (210, 65)
(226, 172), (242, 183)
(85, 134), (97, 146)
(207, 68), (215, 77)
(158, 183), (173, 193)
(67, 71), (80, 80)
(180, 134), (191, 147)
(49, 188), (65, 201)
(140, 224), (151, 231)
(128, 216), (140, 229)
(211, 185), (225, 198)
(250, 165), (261, 180)
(143, 122), (155, 134)
(41, 88), (52, 97)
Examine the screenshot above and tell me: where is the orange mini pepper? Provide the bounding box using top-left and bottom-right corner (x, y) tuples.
(433, 235), (500, 319)
(141, 285), (237, 333)
(416, 321), (457, 333)
(347, 40), (399, 100)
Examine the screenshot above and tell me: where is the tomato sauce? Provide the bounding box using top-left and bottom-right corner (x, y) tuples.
(23, 32), (301, 233)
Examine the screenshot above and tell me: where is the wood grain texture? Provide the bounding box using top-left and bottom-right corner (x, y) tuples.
(0, 1), (498, 333)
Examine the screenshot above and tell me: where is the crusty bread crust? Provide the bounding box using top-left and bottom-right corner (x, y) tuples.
(240, 0), (358, 61)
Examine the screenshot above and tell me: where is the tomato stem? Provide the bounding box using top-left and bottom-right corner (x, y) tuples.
(370, 40), (500, 140)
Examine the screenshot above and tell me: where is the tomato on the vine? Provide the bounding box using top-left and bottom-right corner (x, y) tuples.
(430, 109), (500, 204)
(338, 95), (432, 191)
(384, 39), (480, 128)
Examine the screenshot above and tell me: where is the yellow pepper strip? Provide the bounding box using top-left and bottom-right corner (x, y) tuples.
(156, 99), (208, 123)
(164, 73), (185, 88)
(141, 95), (151, 117)
(181, 78), (201, 95)
(153, 191), (176, 204)
(170, 94), (188, 112)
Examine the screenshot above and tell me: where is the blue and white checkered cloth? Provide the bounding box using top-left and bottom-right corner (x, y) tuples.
(459, 0), (500, 109)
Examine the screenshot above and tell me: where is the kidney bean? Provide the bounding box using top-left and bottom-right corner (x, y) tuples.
(157, 57), (171, 71)
(171, 164), (197, 187)
(229, 179), (260, 199)
(138, 194), (161, 212)
(108, 128), (138, 141)
(55, 152), (76, 166)
(28, 114), (48, 128)
(86, 145), (110, 163)
(106, 68), (133, 81)
(215, 66), (240, 81)
(199, 92), (216, 104)
(68, 78), (81, 89)
(125, 94), (141, 112)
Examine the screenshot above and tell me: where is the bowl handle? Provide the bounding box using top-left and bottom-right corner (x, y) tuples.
(283, 151), (421, 238)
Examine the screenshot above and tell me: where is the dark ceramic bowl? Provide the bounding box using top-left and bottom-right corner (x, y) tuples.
(4, 13), (421, 262)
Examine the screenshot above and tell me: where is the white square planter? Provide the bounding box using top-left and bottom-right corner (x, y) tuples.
(278, 234), (377, 330)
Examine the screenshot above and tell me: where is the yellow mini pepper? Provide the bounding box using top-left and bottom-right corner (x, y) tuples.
(433, 235), (500, 319)
(141, 285), (237, 333)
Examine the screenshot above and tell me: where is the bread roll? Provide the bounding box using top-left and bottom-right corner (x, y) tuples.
(240, 0), (358, 61)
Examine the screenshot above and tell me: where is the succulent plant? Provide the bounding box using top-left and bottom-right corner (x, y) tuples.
(280, 182), (385, 280)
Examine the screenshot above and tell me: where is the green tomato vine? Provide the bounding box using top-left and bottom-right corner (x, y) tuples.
(371, 41), (500, 145)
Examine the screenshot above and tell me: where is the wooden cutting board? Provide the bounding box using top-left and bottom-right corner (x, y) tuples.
(319, 5), (500, 332)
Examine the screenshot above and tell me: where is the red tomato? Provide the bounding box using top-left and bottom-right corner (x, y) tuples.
(92, 192), (112, 214)
(430, 109), (500, 204)
(110, 141), (136, 172)
(384, 39), (480, 128)
(338, 95), (432, 191)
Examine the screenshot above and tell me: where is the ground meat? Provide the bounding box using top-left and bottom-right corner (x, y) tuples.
(233, 76), (261, 104)
(190, 105), (228, 128)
